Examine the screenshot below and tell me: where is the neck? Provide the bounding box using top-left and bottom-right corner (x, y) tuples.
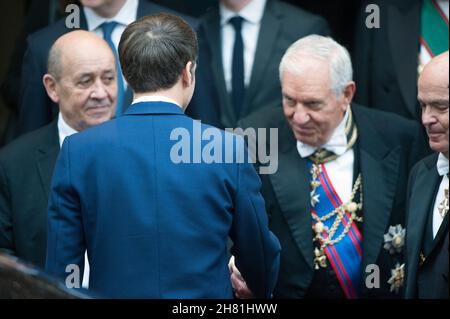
(444, 152), (449, 159)
(222, 0), (253, 13)
(91, 0), (127, 18)
(134, 88), (185, 110)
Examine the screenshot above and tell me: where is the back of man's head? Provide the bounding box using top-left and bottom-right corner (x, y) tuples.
(118, 13), (198, 94)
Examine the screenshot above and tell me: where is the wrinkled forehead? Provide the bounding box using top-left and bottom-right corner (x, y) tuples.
(60, 47), (116, 78)
(282, 67), (332, 96)
(421, 55), (449, 84)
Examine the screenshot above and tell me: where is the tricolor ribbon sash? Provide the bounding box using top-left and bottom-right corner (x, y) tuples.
(308, 161), (363, 299)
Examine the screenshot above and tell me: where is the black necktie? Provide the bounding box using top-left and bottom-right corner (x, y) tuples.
(229, 16), (245, 117)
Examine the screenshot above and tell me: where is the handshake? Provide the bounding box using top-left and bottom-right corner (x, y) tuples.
(228, 256), (254, 299)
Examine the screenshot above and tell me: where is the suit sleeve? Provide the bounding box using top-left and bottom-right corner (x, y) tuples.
(19, 36), (53, 135)
(0, 159), (14, 256)
(229, 140), (281, 299)
(45, 137), (86, 287)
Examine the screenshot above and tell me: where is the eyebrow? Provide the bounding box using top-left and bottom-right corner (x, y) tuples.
(282, 93), (294, 100)
(76, 73), (93, 79)
(418, 98), (449, 106)
(76, 69), (115, 78)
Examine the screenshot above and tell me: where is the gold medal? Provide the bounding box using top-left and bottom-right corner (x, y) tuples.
(314, 222), (324, 234)
(437, 188), (449, 219)
(314, 247), (327, 269)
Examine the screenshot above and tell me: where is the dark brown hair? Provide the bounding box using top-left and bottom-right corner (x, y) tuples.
(118, 13), (198, 93)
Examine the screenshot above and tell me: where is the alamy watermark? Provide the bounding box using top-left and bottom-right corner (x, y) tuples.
(65, 4), (81, 29)
(64, 263), (383, 290)
(169, 121), (279, 175)
(365, 4), (380, 29)
(65, 3), (381, 30)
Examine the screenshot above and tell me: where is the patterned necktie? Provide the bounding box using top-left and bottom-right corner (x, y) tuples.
(309, 109), (358, 164)
(229, 16), (245, 117)
(101, 21), (124, 117)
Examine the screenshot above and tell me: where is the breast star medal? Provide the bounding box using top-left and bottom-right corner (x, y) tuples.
(387, 263), (405, 294)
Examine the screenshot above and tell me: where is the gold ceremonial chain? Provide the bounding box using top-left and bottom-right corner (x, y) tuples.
(438, 188), (449, 219)
(310, 163), (363, 270)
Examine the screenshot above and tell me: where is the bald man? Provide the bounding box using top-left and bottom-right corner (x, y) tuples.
(405, 51), (449, 299)
(0, 31), (117, 268)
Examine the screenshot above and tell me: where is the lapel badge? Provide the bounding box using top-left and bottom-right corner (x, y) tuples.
(419, 252), (426, 267)
(310, 190), (320, 207)
(387, 263), (405, 294)
(383, 224), (405, 255)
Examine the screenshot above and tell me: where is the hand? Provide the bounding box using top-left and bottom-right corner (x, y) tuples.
(228, 256), (254, 299)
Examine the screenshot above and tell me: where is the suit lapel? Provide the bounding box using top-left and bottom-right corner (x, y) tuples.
(75, 7), (88, 30)
(36, 121), (60, 200)
(353, 107), (401, 269)
(406, 156), (440, 292)
(136, 0), (148, 18)
(359, 147), (400, 269)
(430, 215), (449, 254)
(202, 11), (234, 127)
(387, 1), (421, 118)
(269, 137), (314, 269)
(242, 1), (281, 116)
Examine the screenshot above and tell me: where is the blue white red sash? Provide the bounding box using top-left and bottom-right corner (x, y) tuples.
(308, 161), (363, 299)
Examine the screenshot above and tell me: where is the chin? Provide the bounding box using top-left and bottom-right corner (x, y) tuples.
(430, 141), (449, 154)
(296, 135), (315, 146)
(80, 0), (108, 8)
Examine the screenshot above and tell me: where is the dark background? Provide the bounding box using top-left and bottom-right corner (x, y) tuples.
(151, 0), (362, 47)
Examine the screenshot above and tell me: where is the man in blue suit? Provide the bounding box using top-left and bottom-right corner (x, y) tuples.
(45, 13), (280, 299)
(19, 0), (197, 136)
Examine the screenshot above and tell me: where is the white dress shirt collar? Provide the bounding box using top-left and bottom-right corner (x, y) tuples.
(220, 0), (267, 26)
(297, 107), (351, 159)
(433, 153), (449, 238)
(83, 0), (138, 31)
(437, 153), (449, 176)
(58, 113), (78, 148)
(132, 95), (182, 108)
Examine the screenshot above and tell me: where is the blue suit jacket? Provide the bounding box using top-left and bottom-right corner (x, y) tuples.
(45, 101), (280, 299)
(18, 0), (197, 135)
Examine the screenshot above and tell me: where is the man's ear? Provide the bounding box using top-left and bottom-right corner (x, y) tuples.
(182, 61), (195, 87)
(342, 81), (356, 108)
(43, 74), (60, 104)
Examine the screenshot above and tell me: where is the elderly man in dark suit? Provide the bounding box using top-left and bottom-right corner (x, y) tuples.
(405, 51), (449, 299)
(0, 30), (117, 269)
(18, 0), (197, 136)
(186, 0), (330, 129)
(231, 35), (428, 299)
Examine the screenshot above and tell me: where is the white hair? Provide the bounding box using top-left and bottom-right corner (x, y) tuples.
(279, 35), (353, 97)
